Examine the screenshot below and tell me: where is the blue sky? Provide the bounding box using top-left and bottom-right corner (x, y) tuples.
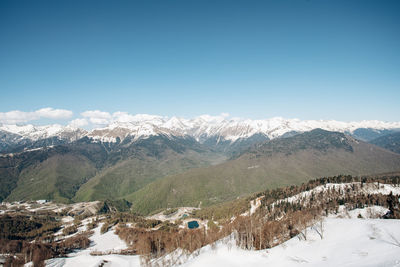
(0, 0), (399, 124)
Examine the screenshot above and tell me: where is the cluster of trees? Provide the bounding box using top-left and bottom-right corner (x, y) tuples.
(192, 197), (250, 222)
(100, 212), (180, 233)
(86, 218), (99, 230)
(258, 174), (400, 208)
(0, 232), (91, 266)
(116, 223), (230, 264)
(62, 225), (78, 236)
(0, 214), (61, 241)
(0, 210), (92, 266)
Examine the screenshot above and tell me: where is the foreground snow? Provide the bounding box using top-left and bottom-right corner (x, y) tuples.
(45, 215), (400, 267)
(182, 218), (400, 267)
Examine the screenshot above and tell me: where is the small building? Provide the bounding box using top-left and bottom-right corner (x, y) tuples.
(187, 220), (199, 229)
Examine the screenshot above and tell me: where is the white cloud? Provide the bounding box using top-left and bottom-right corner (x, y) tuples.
(80, 110), (165, 126)
(112, 112), (163, 123)
(81, 110), (112, 125)
(112, 111), (138, 123)
(35, 108), (73, 119)
(0, 108), (236, 128)
(0, 108), (73, 124)
(68, 118), (89, 128)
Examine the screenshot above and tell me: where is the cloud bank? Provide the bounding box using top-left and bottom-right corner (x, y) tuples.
(0, 108), (73, 124)
(79, 110), (166, 128)
(0, 108), (233, 128)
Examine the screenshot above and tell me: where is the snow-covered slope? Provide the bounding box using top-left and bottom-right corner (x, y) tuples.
(181, 217), (400, 267)
(2, 115), (400, 145)
(0, 124), (87, 142)
(46, 210), (400, 267)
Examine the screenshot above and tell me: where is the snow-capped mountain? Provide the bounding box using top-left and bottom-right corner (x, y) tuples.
(0, 124), (87, 141)
(84, 116), (400, 144)
(0, 124), (87, 152)
(1, 116), (400, 150)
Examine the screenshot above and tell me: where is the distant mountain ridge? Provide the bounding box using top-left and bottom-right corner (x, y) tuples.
(1, 116), (400, 153)
(370, 132), (400, 154)
(0, 124), (86, 153)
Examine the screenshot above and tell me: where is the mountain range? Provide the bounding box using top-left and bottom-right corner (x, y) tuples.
(1, 116), (400, 153)
(1, 116), (400, 214)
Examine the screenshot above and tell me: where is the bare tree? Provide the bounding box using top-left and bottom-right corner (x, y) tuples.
(313, 217), (324, 239)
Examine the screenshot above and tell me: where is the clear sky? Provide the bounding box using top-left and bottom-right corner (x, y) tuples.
(0, 0), (399, 124)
